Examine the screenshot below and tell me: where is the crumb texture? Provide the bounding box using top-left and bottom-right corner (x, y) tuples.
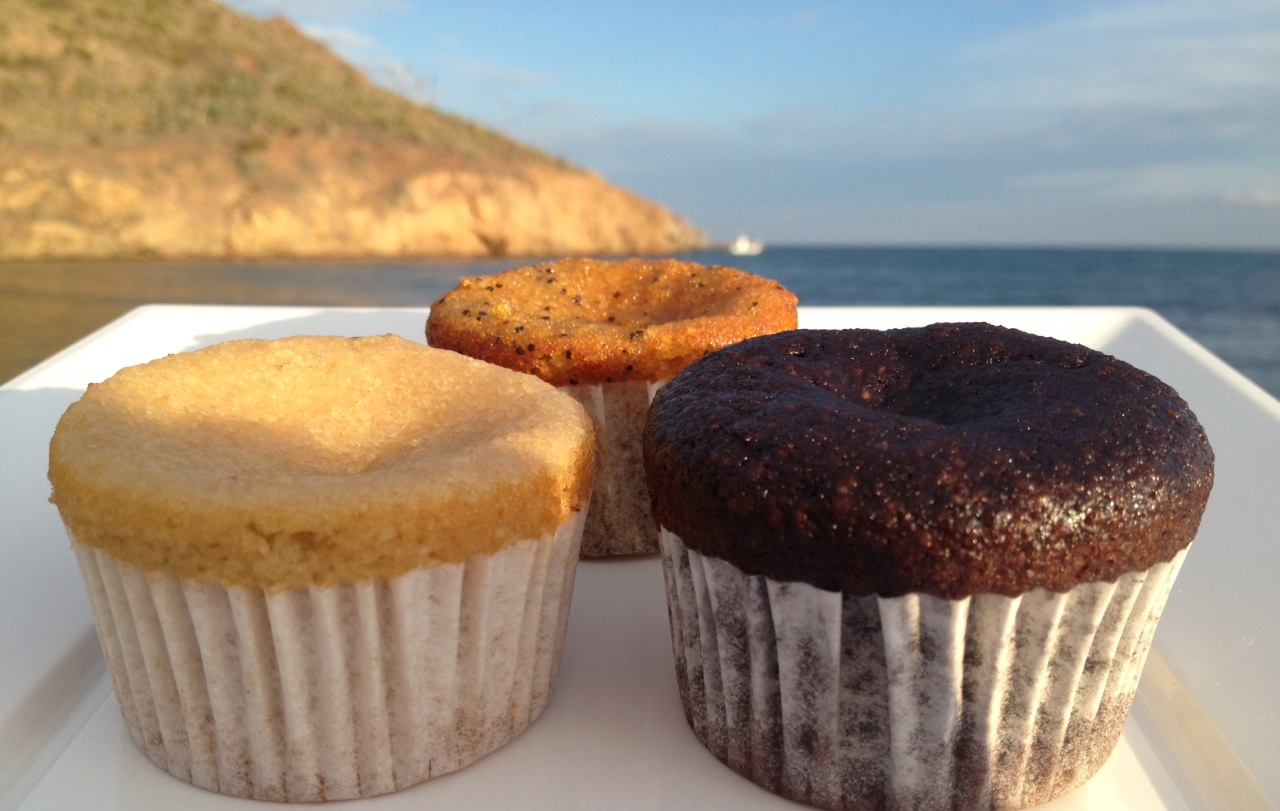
(660, 531), (1187, 811)
(646, 323), (1215, 597)
(49, 334), (595, 589)
(425, 256), (798, 386)
(73, 512), (582, 801)
(561, 379), (663, 556)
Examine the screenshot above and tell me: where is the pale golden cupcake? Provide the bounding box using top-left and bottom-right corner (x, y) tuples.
(426, 256), (797, 557)
(48, 334), (595, 802)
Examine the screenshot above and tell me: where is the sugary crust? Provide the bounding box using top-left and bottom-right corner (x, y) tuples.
(645, 323), (1215, 598)
(425, 257), (799, 386)
(49, 335), (595, 591)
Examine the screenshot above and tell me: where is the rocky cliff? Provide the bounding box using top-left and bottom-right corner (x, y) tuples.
(0, 0), (704, 260)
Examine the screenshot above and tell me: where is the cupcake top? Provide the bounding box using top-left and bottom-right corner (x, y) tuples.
(644, 323), (1215, 598)
(425, 257), (798, 386)
(49, 335), (596, 591)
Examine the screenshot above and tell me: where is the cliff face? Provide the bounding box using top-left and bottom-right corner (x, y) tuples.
(0, 135), (704, 260)
(0, 1), (704, 260)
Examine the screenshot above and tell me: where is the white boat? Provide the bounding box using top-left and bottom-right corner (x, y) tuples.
(727, 234), (764, 256)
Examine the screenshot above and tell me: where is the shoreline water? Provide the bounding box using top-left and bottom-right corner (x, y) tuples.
(3, 246), (1278, 398)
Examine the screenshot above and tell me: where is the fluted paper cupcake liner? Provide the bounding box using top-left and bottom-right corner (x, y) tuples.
(72, 511), (585, 803)
(562, 380), (665, 556)
(659, 529), (1187, 811)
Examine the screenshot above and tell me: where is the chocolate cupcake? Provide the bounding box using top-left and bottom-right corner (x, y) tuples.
(643, 323), (1214, 810)
(427, 256), (797, 557)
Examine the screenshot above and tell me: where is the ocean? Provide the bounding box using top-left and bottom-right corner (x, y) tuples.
(2, 246), (1278, 398)
(715, 246), (1280, 399)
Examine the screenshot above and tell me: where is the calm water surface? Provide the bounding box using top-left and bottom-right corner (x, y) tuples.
(3, 247), (1278, 399)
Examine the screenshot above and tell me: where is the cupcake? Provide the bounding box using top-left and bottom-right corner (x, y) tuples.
(48, 334), (595, 802)
(643, 323), (1214, 810)
(426, 256), (798, 557)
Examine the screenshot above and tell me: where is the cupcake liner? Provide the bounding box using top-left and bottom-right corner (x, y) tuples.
(72, 510), (585, 803)
(659, 529), (1188, 811)
(562, 379), (665, 557)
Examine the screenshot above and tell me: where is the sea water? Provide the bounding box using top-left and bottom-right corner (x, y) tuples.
(3, 247), (1277, 398)
(694, 246), (1280, 399)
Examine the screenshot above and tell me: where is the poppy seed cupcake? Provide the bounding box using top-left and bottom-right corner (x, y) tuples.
(643, 323), (1214, 810)
(426, 256), (797, 557)
(48, 334), (595, 802)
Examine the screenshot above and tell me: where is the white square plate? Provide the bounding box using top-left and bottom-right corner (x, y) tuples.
(2, 306), (1276, 810)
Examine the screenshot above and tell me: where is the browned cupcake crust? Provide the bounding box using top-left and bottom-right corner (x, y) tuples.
(425, 257), (799, 386)
(49, 335), (596, 591)
(644, 323), (1215, 599)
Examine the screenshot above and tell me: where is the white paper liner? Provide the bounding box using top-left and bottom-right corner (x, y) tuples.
(71, 510), (585, 803)
(659, 529), (1188, 811)
(562, 379), (665, 557)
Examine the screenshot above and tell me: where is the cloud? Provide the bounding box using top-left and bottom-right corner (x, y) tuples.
(432, 56), (579, 122)
(1003, 161), (1279, 204)
(755, 7), (842, 29)
(961, 0), (1280, 124)
(297, 24), (379, 53)
(950, 1), (1280, 208)
(683, 0), (1280, 212)
(223, 0), (408, 20)
(445, 56), (555, 90)
(1225, 189), (1280, 209)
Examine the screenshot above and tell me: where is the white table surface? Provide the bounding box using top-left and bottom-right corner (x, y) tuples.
(1, 305), (1276, 811)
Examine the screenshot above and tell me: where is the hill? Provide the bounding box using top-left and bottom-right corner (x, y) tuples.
(0, 0), (705, 259)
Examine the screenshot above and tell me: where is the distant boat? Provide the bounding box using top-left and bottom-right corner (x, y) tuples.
(727, 234), (764, 256)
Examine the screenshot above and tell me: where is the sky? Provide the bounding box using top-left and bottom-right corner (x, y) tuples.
(224, 0), (1280, 250)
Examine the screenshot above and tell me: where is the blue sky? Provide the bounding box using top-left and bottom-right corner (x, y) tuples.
(225, 0), (1280, 249)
